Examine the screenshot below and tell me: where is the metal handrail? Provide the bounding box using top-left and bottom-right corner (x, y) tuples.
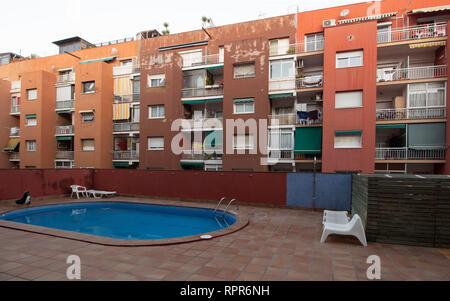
(213, 197), (227, 215)
(223, 198), (239, 217)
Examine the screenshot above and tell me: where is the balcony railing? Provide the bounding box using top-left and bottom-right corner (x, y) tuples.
(113, 151), (139, 160)
(57, 73), (75, 83)
(10, 80), (21, 92)
(113, 122), (140, 132)
(377, 65), (447, 82)
(268, 114), (296, 126)
(56, 100), (75, 110)
(377, 22), (447, 44)
(114, 93), (140, 103)
(270, 40), (324, 56)
(9, 152), (20, 161)
(56, 125), (74, 135)
(181, 150), (223, 160)
(296, 74), (323, 89)
(268, 149), (294, 160)
(182, 54), (223, 68)
(375, 147), (445, 160)
(181, 117), (223, 130)
(10, 127), (20, 137)
(182, 85), (223, 98)
(113, 65), (140, 76)
(10, 105), (20, 114)
(269, 79), (296, 91)
(55, 151), (74, 160)
(376, 107), (446, 121)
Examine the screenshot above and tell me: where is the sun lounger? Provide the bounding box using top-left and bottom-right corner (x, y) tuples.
(70, 185), (88, 199)
(322, 210), (350, 225)
(86, 190), (117, 199)
(320, 213), (367, 247)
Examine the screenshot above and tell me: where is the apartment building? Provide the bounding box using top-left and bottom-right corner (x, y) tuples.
(1, 0), (449, 174)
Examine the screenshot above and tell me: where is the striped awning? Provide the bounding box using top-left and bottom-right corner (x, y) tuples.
(113, 77), (133, 96)
(409, 5), (450, 14)
(3, 138), (20, 151)
(113, 103), (131, 120)
(410, 41), (446, 49)
(338, 12), (397, 25)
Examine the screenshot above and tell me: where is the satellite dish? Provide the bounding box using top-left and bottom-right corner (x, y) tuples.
(340, 9), (350, 17)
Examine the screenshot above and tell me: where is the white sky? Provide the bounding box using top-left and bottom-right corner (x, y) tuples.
(0, 0), (370, 57)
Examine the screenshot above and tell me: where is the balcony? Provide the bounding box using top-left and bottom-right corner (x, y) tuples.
(296, 74), (323, 89)
(376, 107), (446, 121)
(375, 147), (445, 160)
(114, 94), (140, 103)
(270, 40), (324, 56)
(269, 79), (296, 92)
(182, 86), (223, 98)
(180, 117), (223, 131)
(10, 127), (20, 137)
(113, 122), (140, 133)
(268, 114), (296, 126)
(268, 150), (294, 160)
(55, 125), (74, 136)
(113, 65), (140, 76)
(55, 151), (74, 160)
(377, 22), (447, 44)
(377, 65), (447, 83)
(113, 151), (139, 161)
(10, 80), (21, 93)
(182, 54), (223, 69)
(10, 105), (20, 115)
(55, 100), (75, 110)
(181, 150), (223, 161)
(9, 152), (20, 161)
(56, 72), (75, 84)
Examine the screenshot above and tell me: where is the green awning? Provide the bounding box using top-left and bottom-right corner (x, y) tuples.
(79, 56), (117, 64)
(182, 97), (223, 105)
(294, 127), (322, 154)
(233, 98), (254, 103)
(56, 136), (73, 141)
(205, 130), (223, 148)
(180, 161), (204, 166)
(56, 110), (71, 114)
(205, 65), (224, 70)
(25, 114), (36, 119)
(376, 124), (406, 129)
(269, 93), (294, 99)
(114, 162), (130, 167)
(3, 138), (20, 151)
(335, 130), (362, 135)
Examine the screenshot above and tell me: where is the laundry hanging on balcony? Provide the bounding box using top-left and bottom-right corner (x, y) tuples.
(113, 77), (133, 96)
(113, 103), (131, 120)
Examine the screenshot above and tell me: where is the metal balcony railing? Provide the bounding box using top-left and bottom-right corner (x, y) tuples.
(182, 54), (223, 68)
(113, 151), (139, 160)
(55, 125), (74, 135)
(375, 147), (445, 160)
(113, 65), (140, 76)
(377, 65), (447, 82)
(296, 74), (323, 89)
(55, 100), (75, 109)
(114, 93), (140, 103)
(182, 86), (223, 98)
(376, 107), (446, 120)
(57, 73), (75, 83)
(10, 105), (20, 114)
(269, 79), (296, 91)
(55, 151), (74, 160)
(268, 149), (294, 160)
(181, 150), (223, 160)
(181, 117), (223, 130)
(377, 22), (447, 44)
(270, 39), (324, 56)
(113, 122), (140, 132)
(9, 152), (20, 161)
(10, 127), (20, 137)
(268, 114), (296, 126)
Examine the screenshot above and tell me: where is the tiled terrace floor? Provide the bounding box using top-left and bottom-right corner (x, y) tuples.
(0, 196), (449, 281)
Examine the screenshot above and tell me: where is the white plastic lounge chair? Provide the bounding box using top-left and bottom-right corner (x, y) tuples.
(323, 210), (350, 225)
(70, 185), (88, 199)
(86, 190), (117, 199)
(320, 213), (367, 247)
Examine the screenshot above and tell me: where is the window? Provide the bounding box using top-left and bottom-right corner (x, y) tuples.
(334, 133), (362, 148)
(233, 99), (254, 114)
(408, 82), (446, 108)
(120, 59), (133, 66)
(26, 115), (37, 126)
(133, 76), (140, 95)
(335, 91), (363, 109)
(131, 105), (140, 123)
(148, 137), (164, 150)
(305, 33), (324, 52)
(11, 95), (20, 106)
(336, 50), (363, 68)
(81, 111), (95, 122)
(270, 59), (294, 80)
(81, 139), (95, 151)
(233, 134), (254, 150)
(269, 128), (293, 149)
(269, 38), (290, 56)
(147, 74), (165, 88)
(26, 140), (36, 152)
(148, 105), (165, 119)
(56, 86), (73, 101)
(27, 89), (37, 100)
(179, 49), (202, 67)
(82, 81), (95, 93)
(233, 62), (255, 79)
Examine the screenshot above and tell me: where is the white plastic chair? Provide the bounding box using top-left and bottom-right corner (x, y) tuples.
(70, 185), (88, 199)
(323, 210), (350, 225)
(320, 214), (367, 247)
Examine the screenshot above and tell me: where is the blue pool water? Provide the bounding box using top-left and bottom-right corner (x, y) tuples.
(0, 202), (236, 240)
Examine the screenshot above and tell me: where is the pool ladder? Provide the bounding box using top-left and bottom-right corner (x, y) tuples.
(214, 196), (239, 217)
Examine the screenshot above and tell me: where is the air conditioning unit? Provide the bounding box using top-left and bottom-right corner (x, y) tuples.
(296, 59), (304, 68)
(322, 19), (336, 28)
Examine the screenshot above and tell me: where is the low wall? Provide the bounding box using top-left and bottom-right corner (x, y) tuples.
(352, 174), (450, 248)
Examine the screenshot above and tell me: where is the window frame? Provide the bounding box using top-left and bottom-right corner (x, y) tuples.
(269, 59), (295, 81)
(147, 74), (166, 88)
(26, 116), (37, 126)
(27, 89), (37, 101)
(335, 90), (363, 109)
(336, 50), (364, 69)
(81, 139), (95, 151)
(148, 137), (164, 150)
(233, 100), (255, 114)
(81, 111), (95, 123)
(148, 105), (165, 119)
(334, 133), (362, 149)
(26, 140), (36, 152)
(233, 62), (255, 79)
(82, 81), (95, 94)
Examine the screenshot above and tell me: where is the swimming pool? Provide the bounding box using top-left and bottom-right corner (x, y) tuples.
(0, 201), (242, 244)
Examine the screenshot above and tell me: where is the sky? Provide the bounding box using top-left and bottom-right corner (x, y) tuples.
(0, 0), (371, 57)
